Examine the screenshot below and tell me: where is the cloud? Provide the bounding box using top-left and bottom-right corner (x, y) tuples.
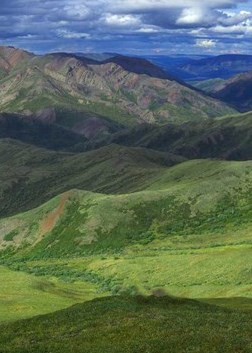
(0, 0), (251, 54)
(195, 39), (218, 48)
(56, 29), (91, 39)
(177, 8), (207, 25)
(104, 14), (140, 27)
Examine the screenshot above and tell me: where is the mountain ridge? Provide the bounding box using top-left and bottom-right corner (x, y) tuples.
(0, 46), (235, 128)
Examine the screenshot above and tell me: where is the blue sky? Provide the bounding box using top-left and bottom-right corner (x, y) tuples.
(0, 0), (252, 55)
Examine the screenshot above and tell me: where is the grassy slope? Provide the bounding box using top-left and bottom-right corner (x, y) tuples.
(0, 139), (183, 217)
(1, 159), (251, 302)
(0, 295), (251, 353)
(190, 78), (225, 93)
(0, 266), (105, 322)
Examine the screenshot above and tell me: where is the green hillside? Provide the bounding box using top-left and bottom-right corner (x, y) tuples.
(0, 158), (251, 304)
(2, 158), (251, 255)
(190, 78), (225, 93)
(108, 111), (252, 160)
(0, 266), (105, 322)
(0, 139), (184, 217)
(0, 295), (251, 353)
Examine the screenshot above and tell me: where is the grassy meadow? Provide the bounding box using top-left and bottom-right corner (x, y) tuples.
(0, 266), (105, 322)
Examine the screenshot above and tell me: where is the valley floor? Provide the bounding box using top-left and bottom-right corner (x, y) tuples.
(0, 223), (251, 322)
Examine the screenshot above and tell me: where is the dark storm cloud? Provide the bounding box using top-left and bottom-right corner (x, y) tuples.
(0, 0), (251, 54)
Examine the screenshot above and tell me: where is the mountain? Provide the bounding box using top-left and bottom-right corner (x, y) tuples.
(175, 54), (252, 81)
(0, 47), (235, 129)
(0, 46), (251, 352)
(212, 71), (252, 112)
(0, 46), (33, 77)
(101, 112), (252, 161)
(74, 52), (116, 62)
(142, 54), (212, 77)
(0, 111), (251, 220)
(0, 110), (123, 143)
(103, 54), (174, 80)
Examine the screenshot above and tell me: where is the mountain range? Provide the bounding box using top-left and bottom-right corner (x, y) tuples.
(169, 54), (252, 81)
(0, 45), (251, 353)
(0, 46), (235, 137)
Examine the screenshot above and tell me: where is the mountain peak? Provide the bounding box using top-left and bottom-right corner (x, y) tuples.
(0, 45), (33, 72)
(103, 54), (175, 80)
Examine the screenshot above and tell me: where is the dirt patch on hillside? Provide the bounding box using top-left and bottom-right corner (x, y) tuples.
(33, 192), (70, 246)
(41, 192), (69, 235)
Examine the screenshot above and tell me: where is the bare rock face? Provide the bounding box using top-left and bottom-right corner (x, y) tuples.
(33, 108), (57, 124)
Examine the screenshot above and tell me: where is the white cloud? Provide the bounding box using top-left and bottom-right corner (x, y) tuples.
(104, 14), (140, 27)
(137, 27), (159, 33)
(176, 8), (206, 25)
(195, 39), (218, 48)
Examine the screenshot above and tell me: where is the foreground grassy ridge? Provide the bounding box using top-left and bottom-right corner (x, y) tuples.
(0, 295), (251, 353)
(0, 266), (105, 322)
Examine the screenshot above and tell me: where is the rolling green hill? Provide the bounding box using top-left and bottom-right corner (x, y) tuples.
(0, 266), (105, 322)
(0, 158), (251, 302)
(0, 295), (251, 353)
(2, 159), (251, 256)
(0, 139), (184, 217)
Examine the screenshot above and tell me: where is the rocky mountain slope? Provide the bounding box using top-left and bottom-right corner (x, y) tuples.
(0, 46), (235, 130)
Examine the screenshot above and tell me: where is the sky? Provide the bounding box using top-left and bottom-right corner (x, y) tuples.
(0, 0), (252, 55)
